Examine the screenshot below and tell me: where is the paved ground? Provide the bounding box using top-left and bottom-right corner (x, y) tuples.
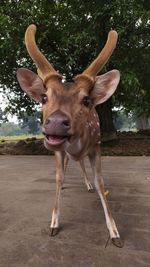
(0, 156), (150, 267)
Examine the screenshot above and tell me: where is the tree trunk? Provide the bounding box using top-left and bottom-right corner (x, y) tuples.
(136, 116), (150, 130)
(96, 98), (117, 141)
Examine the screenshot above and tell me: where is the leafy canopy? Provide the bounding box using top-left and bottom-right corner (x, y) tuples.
(0, 0), (150, 119)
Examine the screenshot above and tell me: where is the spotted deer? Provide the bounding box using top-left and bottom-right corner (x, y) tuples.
(17, 24), (123, 247)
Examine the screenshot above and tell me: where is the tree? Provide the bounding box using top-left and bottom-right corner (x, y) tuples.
(114, 109), (136, 130)
(20, 112), (41, 134)
(0, 108), (7, 125)
(0, 122), (23, 136)
(0, 0), (150, 135)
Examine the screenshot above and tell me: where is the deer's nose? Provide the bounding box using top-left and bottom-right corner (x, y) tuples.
(45, 117), (70, 129)
(62, 119), (70, 129)
(43, 111), (71, 135)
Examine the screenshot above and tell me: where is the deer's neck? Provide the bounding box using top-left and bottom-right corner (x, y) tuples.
(66, 128), (89, 160)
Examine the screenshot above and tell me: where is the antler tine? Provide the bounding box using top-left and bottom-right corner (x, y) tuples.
(25, 24), (62, 83)
(83, 30), (118, 78)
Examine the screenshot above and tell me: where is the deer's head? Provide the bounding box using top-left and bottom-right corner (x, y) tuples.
(17, 25), (120, 150)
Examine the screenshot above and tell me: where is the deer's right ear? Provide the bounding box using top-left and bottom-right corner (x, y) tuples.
(17, 68), (46, 102)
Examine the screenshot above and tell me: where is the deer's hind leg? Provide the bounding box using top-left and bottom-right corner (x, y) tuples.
(79, 158), (95, 193)
(64, 153), (69, 174)
(61, 152), (69, 190)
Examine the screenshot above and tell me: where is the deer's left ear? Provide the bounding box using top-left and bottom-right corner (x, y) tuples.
(90, 70), (120, 106)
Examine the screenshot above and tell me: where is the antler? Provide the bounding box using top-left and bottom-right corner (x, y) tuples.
(74, 31), (118, 87)
(25, 24), (62, 84)
(83, 31), (118, 77)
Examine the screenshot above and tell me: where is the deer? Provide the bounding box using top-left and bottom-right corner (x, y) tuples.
(17, 24), (123, 248)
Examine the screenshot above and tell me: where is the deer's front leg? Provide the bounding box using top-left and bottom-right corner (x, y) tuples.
(50, 151), (65, 236)
(89, 146), (123, 248)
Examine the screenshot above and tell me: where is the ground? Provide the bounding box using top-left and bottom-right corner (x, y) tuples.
(0, 131), (150, 156)
(0, 155), (150, 267)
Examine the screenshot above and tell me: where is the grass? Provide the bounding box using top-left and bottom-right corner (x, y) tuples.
(0, 134), (44, 142)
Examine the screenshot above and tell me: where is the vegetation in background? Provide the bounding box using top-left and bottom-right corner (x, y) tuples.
(0, 0), (150, 135)
(0, 122), (24, 136)
(0, 108), (7, 125)
(20, 111), (41, 134)
(113, 109), (136, 131)
(0, 109), (41, 136)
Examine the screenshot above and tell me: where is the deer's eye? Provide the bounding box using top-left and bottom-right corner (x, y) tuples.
(41, 94), (48, 104)
(82, 96), (92, 107)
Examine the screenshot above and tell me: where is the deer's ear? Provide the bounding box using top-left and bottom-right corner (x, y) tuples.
(90, 70), (120, 106)
(17, 68), (46, 102)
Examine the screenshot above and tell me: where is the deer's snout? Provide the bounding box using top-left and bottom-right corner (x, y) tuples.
(42, 111), (71, 136)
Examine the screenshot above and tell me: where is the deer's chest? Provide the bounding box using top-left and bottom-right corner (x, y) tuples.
(66, 109), (101, 160)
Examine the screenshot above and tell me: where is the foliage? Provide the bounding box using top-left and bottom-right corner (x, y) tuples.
(0, 122), (24, 136)
(0, 110), (41, 135)
(113, 109), (136, 130)
(0, 0), (150, 119)
(0, 108), (7, 125)
(20, 111), (41, 134)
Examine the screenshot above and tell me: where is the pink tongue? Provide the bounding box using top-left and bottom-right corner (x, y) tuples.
(47, 135), (65, 145)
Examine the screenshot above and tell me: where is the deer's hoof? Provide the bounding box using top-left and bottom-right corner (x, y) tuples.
(50, 227), (59, 236)
(88, 188), (95, 193)
(111, 237), (124, 248)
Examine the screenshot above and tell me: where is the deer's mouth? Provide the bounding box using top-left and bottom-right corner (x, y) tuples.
(45, 134), (70, 146)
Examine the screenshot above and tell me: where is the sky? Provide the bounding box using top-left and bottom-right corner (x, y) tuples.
(0, 92), (18, 123)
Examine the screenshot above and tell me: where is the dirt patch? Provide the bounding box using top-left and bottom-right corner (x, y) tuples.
(0, 132), (150, 156)
(0, 139), (53, 156)
(101, 132), (150, 156)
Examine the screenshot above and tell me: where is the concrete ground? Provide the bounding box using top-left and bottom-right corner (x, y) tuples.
(0, 156), (150, 267)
